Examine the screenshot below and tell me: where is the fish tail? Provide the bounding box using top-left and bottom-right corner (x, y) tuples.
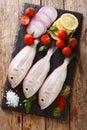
(64, 53), (75, 65)
(47, 46), (57, 57)
(34, 39), (40, 46)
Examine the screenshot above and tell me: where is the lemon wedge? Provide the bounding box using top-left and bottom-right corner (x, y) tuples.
(60, 13), (78, 31)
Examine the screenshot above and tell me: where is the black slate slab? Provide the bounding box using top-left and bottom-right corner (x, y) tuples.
(2, 3), (83, 121)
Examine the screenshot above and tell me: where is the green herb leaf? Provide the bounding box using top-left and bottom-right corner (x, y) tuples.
(29, 94), (36, 102)
(38, 45), (48, 52)
(24, 101), (31, 113)
(49, 26), (58, 31)
(46, 26), (58, 34)
(23, 94), (36, 113)
(46, 30), (51, 34)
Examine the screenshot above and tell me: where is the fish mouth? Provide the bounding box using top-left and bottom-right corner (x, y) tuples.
(24, 93), (34, 99)
(40, 104), (48, 110)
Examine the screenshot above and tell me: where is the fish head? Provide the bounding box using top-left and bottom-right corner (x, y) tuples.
(8, 68), (24, 88)
(23, 80), (40, 98)
(38, 90), (54, 110)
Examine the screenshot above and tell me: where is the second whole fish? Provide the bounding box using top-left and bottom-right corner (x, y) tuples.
(8, 40), (39, 88)
(23, 47), (56, 98)
(38, 56), (74, 109)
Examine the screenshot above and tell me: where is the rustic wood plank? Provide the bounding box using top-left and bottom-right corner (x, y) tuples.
(41, 0), (64, 9)
(0, 107), (22, 130)
(0, 1), (22, 130)
(64, 0), (87, 130)
(40, 0), (70, 130)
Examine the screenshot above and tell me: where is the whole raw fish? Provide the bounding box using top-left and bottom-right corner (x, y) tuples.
(38, 56), (73, 109)
(8, 40), (39, 88)
(23, 47), (56, 98)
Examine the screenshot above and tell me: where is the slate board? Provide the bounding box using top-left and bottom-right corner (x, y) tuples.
(2, 3), (83, 121)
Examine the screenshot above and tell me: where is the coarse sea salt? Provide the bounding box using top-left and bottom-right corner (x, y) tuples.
(6, 90), (19, 107)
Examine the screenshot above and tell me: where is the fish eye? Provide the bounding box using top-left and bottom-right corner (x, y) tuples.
(41, 98), (44, 102)
(25, 87), (28, 91)
(10, 76), (13, 80)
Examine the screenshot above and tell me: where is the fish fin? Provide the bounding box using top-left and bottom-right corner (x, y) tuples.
(34, 39), (40, 46)
(47, 46), (57, 57)
(64, 53), (76, 65)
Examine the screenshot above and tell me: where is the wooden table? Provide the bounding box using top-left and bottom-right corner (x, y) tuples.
(0, 0), (87, 130)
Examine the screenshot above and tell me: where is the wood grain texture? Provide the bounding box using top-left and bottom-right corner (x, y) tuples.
(0, 1), (22, 130)
(64, 0), (87, 130)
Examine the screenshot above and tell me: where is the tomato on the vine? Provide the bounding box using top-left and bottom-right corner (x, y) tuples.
(68, 38), (77, 48)
(24, 34), (34, 45)
(56, 96), (66, 110)
(57, 30), (68, 39)
(21, 16), (30, 26)
(56, 38), (65, 48)
(62, 46), (72, 56)
(25, 7), (36, 17)
(41, 34), (51, 45)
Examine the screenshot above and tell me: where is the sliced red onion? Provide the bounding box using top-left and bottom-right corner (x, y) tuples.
(38, 6), (57, 22)
(35, 12), (52, 28)
(27, 19), (46, 38)
(27, 6), (58, 38)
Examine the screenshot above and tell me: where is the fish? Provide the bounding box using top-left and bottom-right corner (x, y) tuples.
(8, 40), (39, 88)
(38, 56), (74, 110)
(23, 47), (56, 98)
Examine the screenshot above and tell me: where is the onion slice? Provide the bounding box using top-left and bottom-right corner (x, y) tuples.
(27, 19), (46, 38)
(39, 6), (57, 22)
(35, 12), (52, 28)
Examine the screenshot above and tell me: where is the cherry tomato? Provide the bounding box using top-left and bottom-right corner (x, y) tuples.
(21, 16), (30, 26)
(56, 96), (66, 110)
(56, 38), (65, 48)
(62, 46), (72, 56)
(41, 34), (51, 45)
(25, 7), (36, 17)
(24, 34), (34, 45)
(68, 38), (77, 48)
(57, 30), (68, 39)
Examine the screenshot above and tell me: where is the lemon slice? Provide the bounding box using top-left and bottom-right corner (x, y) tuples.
(60, 13), (78, 31)
(50, 32), (58, 40)
(56, 18), (72, 35)
(56, 18), (65, 30)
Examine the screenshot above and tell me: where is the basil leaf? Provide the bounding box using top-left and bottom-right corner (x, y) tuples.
(38, 46), (48, 52)
(24, 101), (31, 113)
(23, 99), (28, 103)
(47, 26), (58, 34)
(46, 30), (51, 34)
(23, 95), (36, 113)
(28, 94), (36, 102)
(49, 26), (58, 31)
